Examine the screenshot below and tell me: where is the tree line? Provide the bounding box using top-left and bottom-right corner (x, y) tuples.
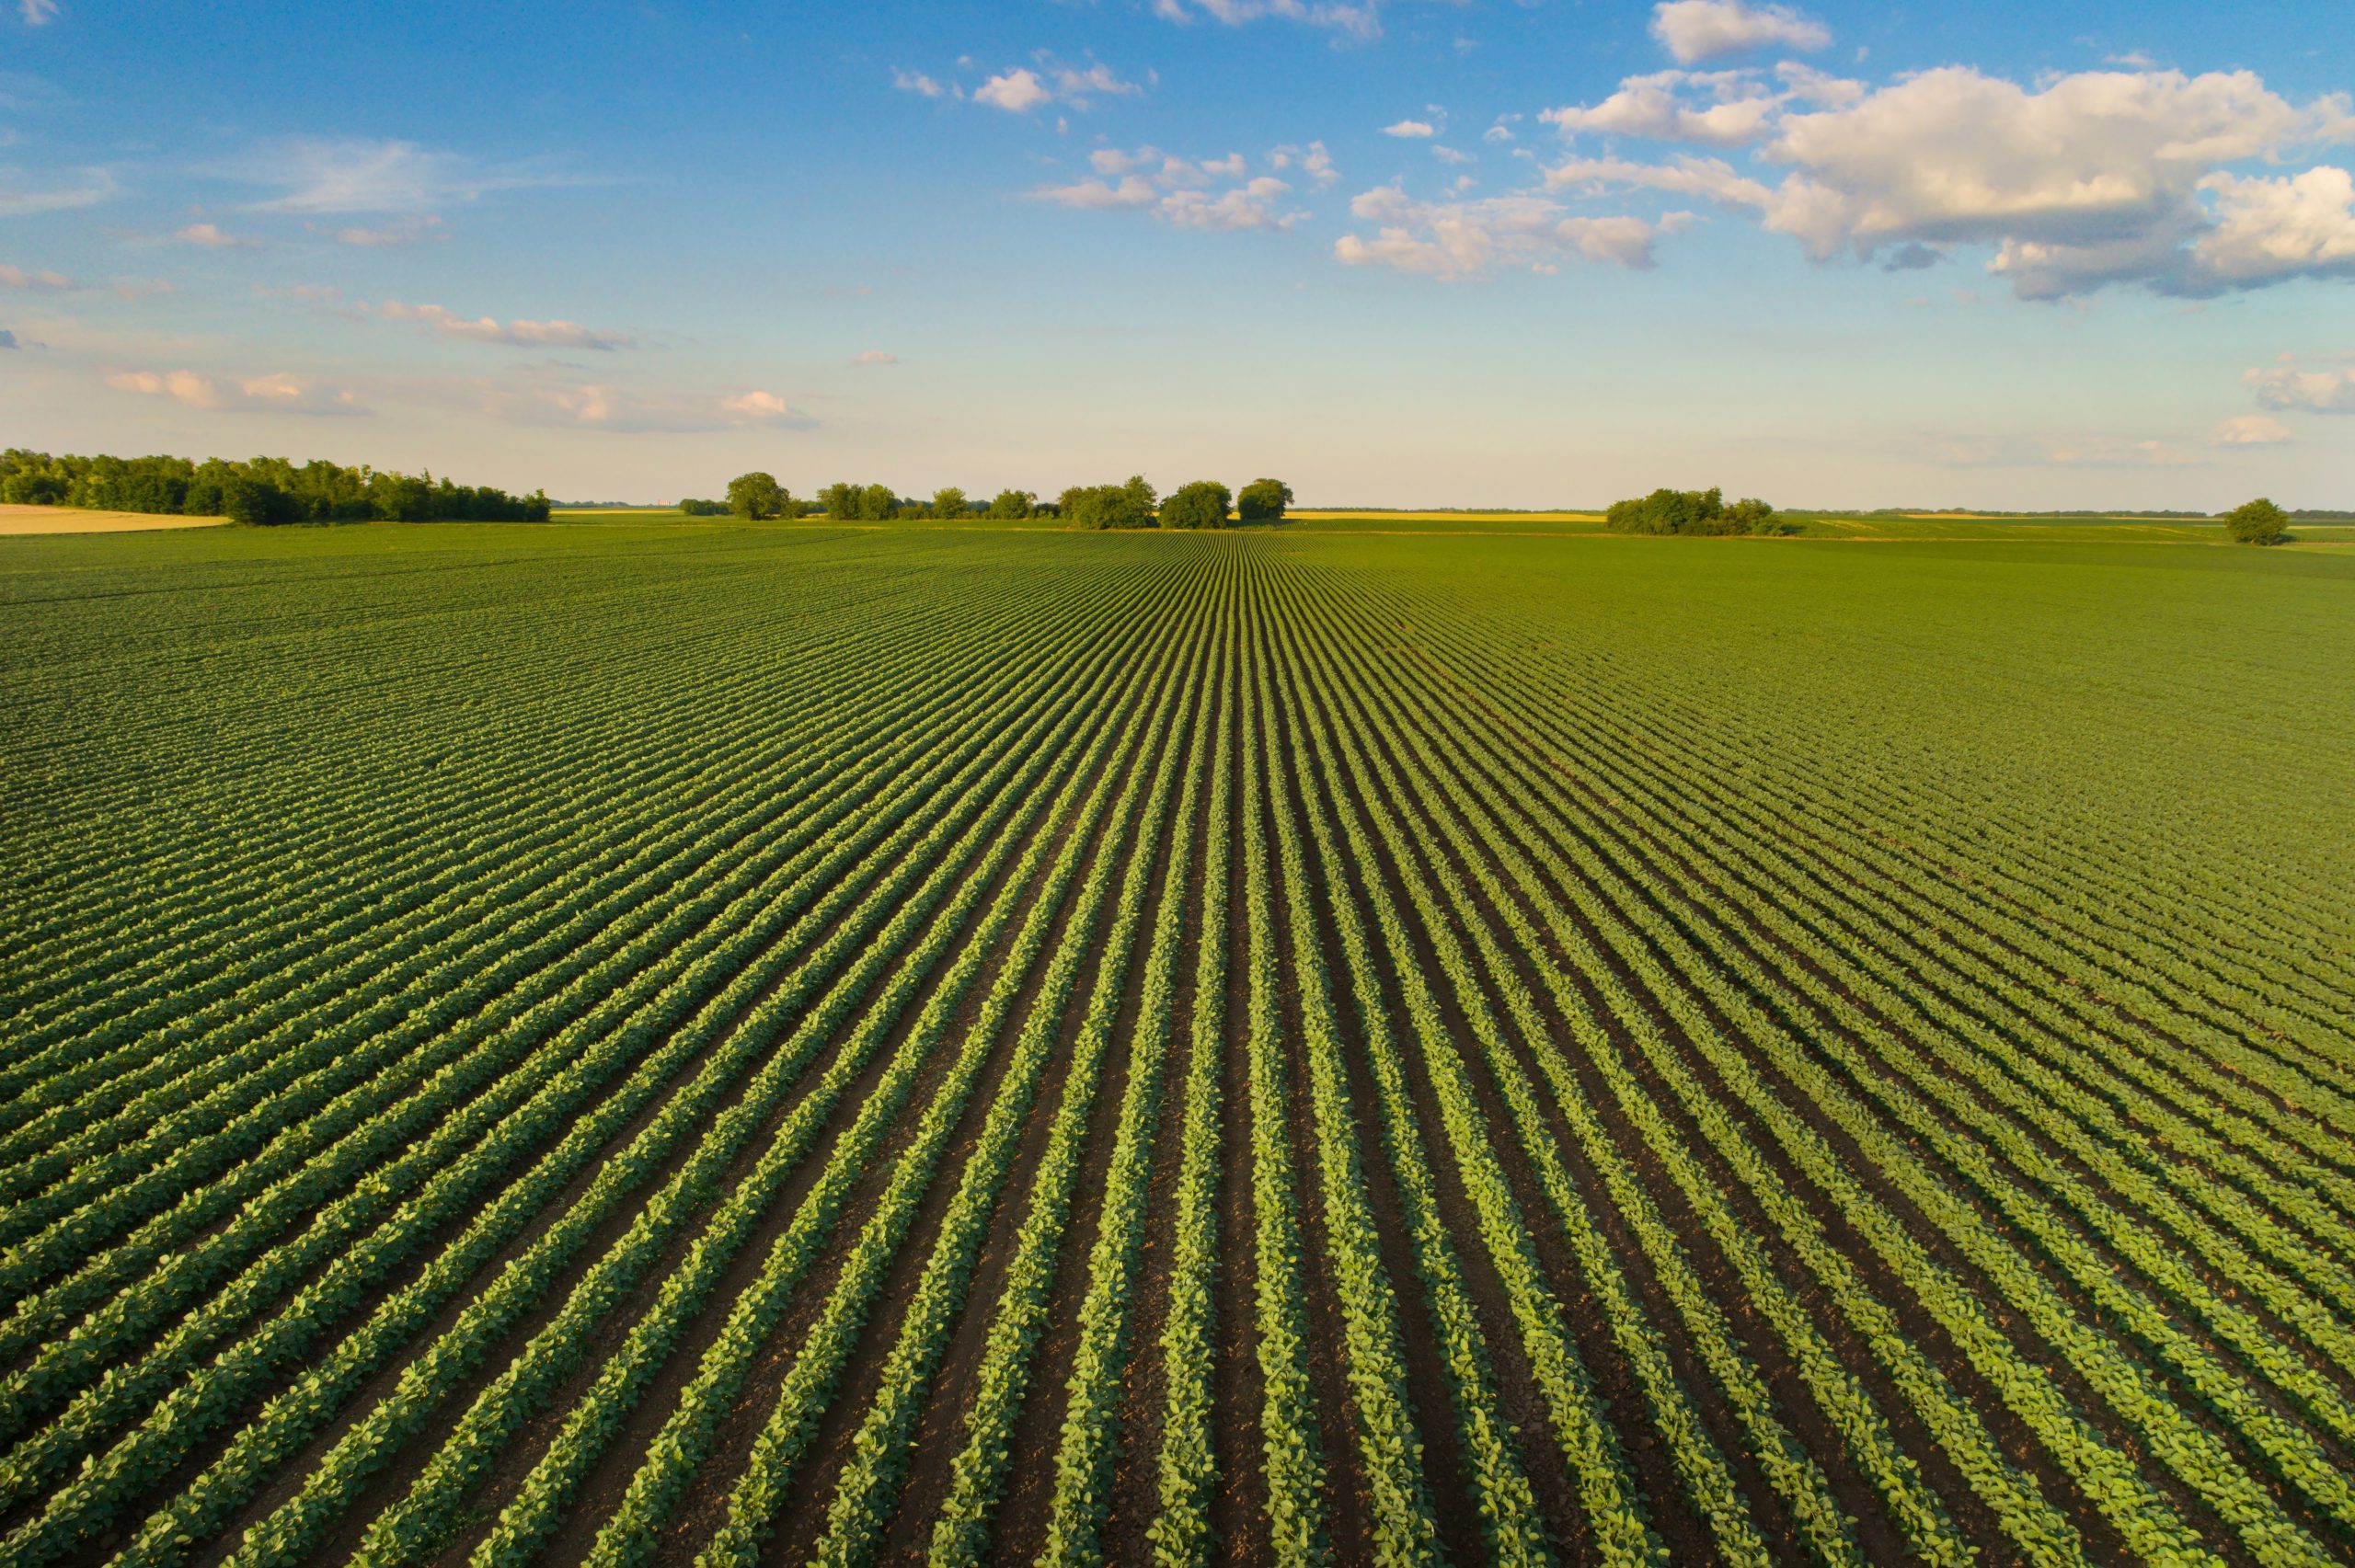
(0, 449), (551, 524)
(692, 474), (1293, 528)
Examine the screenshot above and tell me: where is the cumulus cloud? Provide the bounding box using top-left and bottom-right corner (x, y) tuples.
(965, 56), (1141, 113)
(1269, 141), (1339, 186)
(173, 222), (258, 248)
(1539, 63), (2355, 299)
(1649, 0), (1830, 64)
(850, 349), (898, 365)
(1544, 63), (1859, 150)
(974, 68), (1052, 113)
(2212, 414), (2292, 444)
(108, 368), (365, 415)
(1383, 119), (1436, 139)
(2245, 356), (2355, 412)
(1032, 146), (1304, 231)
(2190, 166), (2355, 286)
(1335, 186), (1671, 279)
(1543, 153), (1775, 208)
(0, 261), (75, 290)
(359, 299), (636, 351)
(892, 68), (948, 99)
(221, 138), (583, 214)
(445, 376), (813, 433)
(0, 166), (115, 217)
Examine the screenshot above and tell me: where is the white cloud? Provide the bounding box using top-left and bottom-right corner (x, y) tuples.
(1543, 153), (1775, 208)
(20, 0), (59, 25)
(2245, 357), (2355, 412)
(223, 138), (582, 214)
(173, 222), (258, 248)
(0, 166), (114, 216)
(1383, 120), (1436, 139)
(362, 299), (636, 351)
(1152, 0), (1383, 40)
(2213, 414), (2292, 444)
(442, 375), (813, 433)
(1545, 63), (2355, 299)
(1269, 141), (1338, 186)
(1649, 0), (1829, 64)
(851, 349), (898, 365)
(892, 68), (948, 99)
(1335, 186), (1669, 279)
(1433, 145), (1474, 166)
(1032, 146), (1304, 231)
(2190, 166), (2355, 286)
(108, 367), (365, 415)
(0, 261), (75, 290)
(974, 68), (1052, 113)
(1542, 71), (1789, 148)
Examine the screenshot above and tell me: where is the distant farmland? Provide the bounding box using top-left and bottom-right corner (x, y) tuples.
(5, 521), (2353, 1565)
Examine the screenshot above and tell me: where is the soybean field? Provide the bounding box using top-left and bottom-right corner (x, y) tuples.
(5, 520), (2354, 1568)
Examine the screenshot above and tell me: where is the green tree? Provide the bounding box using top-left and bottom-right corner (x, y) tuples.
(726, 472), (788, 520)
(821, 482), (860, 521)
(1604, 486), (1786, 536)
(986, 488), (1033, 520)
(678, 497), (730, 516)
(2223, 496), (2291, 545)
(930, 486), (969, 522)
(1236, 476), (1292, 524)
(1120, 474), (1158, 528)
(1161, 479), (1233, 530)
(857, 482), (898, 521)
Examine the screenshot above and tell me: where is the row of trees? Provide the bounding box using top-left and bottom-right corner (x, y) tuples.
(695, 474), (1293, 528)
(0, 449), (550, 524)
(1603, 486), (1787, 536)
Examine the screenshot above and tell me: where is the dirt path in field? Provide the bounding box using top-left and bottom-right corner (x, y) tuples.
(0, 504), (228, 534)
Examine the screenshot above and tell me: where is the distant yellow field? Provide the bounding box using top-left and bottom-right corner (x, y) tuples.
(0, 504), (228, 536)
(1291, 509), (1606, 522)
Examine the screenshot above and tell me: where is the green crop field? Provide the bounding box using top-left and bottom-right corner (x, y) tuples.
(5, 520), (2353, 1567)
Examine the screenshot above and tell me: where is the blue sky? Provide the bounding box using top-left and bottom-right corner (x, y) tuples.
(3, 0), (2351, 508)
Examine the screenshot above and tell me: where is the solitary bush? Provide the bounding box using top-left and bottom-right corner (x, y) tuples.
(2223, 496), (2291, 545)
(1161, 480), (1233, 530)
(1604, 486), (1787, 536)
(1237, 477), (1292, 523)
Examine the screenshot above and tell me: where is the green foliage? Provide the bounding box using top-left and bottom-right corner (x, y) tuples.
(1237, 476), (1293, 523)
(1159, 480), (1232, 530)
(677, 498), (731, 516)
(1063, 475), (1159, 531)
(725, 472), (789, 521)
(985, 489), (1033, 521)
(858, 482), (899, 521)
(1604, 486), (1786, 536)
(0, 447), (548, 523)
(929, 486), (969, 522)
(2223, 497), (2291, 545)
(820, 482), (861, 521)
